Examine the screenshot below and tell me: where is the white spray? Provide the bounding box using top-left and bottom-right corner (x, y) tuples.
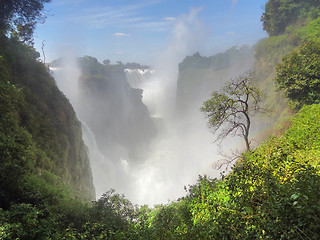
(119, 8), (221, 205)
(52, 9), (224, 205)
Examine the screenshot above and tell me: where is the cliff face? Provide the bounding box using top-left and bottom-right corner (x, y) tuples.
(77, 56), (157, 164)
(176, 46), (254, 116)
(0, 36), (95, 201)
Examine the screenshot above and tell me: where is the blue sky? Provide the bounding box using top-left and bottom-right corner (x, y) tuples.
(34, 0), (268, 65)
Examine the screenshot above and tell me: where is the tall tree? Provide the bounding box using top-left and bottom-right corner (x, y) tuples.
(201, 71), (263, 151)
(275, 40), (320, 109)
(0, 0), (50, 43)
(261, 0), (320, 36)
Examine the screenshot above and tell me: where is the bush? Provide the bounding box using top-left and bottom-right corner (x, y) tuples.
(275, 41), (320, 109)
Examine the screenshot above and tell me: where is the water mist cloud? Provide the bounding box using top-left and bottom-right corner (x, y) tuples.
(52, 7), (224, 206)
(45, 0), (269, 206)
(122, 8), (221, 205)
(148, 7), (209, 118)
(165, 7), (208, 63)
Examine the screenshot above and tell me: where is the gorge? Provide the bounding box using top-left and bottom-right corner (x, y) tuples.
(50, 43), (255, 205)
(2, 0), (320, 238)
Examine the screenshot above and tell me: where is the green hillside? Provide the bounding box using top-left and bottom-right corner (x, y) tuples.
(0, 19), (95, 239)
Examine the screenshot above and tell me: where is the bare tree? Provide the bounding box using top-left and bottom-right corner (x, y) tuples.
(201, 71), (263, 152)
(41, 40), (46, 64)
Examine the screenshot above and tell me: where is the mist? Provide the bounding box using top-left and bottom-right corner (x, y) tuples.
(51, 8), (251, 206)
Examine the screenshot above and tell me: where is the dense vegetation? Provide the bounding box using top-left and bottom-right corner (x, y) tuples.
(0, 0), (51, 44)
(1, 0), (320, 239)
(261, 0), (319, 36)
(0, 4), (95, 237)
(275, 40), (320, 109)
(3, 103), (316, 239)
(254, 1), (320, 125)
(0, 35), (95, 201)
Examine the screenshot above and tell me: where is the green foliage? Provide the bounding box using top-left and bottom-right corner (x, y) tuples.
(0, 33), (95, 238)
(0, 203), (70, 240)
(286, 104), (320, 158)
(0, 174), (92, 239)
(254, 34), (295, 63)
(275, 40), (320, 109)
(223, 105), (320, 239)
(261, 0), (320, 36)
(0, 35), (95, 200)
(295, 16), (320, 42)
(0, 0), (51, 44)
(255, 7), (320, 120)
(0, 81), (36, 207)
(186, 176), (235, 239)
(63, 190), (141, 240)
(185, 104), (320, 239)
(146, 201), (194, 240)
(253, 8), (318, 125)
(33, 124), (319, 240)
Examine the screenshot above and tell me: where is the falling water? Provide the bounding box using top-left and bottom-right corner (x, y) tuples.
(50, 9), (225, 206)
(50, 63), (117, 197)
(123, 68), (221, 205)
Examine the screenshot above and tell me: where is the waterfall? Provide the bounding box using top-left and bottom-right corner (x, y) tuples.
(50, 63), (120, 198)
(124, 68), (154, 89)
(46, 6), (231, 206)
(124, 68), (162, 117)
(51, 61), (221, 206)
(81, 121), (117, 198)
(123, 68), (221, 205)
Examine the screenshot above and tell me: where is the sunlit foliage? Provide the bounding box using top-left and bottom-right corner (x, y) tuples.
(261, 0), (320, 36)
(275, 40), (320, 109)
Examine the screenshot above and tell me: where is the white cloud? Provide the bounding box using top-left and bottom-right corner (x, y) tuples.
(113, 32), (131, 37)
(165, 17), (176, 21)
(68, 0), (170, 31)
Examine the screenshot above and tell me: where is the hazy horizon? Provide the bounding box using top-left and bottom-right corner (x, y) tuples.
(34, 0), (268, 65)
